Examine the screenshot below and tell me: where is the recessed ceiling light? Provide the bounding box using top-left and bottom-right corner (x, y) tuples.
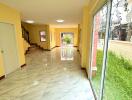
(25, 20), (34, 24)
(56, 19), (64, 23)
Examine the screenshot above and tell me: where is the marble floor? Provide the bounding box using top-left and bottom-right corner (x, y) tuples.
(0, 46), (95, 100)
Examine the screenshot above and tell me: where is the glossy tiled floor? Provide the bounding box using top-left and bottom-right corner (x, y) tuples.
(0, 46), (95, 100)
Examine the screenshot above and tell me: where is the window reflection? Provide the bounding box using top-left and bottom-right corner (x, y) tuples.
(61, 46), (74, 61)
(40, 31), (46, 42)
(110, 0), (132, 42)
(104, 0), (132, 100)
(90, 0), (132, 100)
(90, 5), (107, 97)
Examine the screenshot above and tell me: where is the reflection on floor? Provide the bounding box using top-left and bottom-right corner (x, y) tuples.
(61, 45), (74, 61)
(0, 47), (95, 100)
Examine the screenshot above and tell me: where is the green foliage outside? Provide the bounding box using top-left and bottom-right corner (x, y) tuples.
(63, 36), (71, 44)
(92, 50), (132, 100)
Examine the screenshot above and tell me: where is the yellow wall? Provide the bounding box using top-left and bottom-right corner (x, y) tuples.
(81, 6), (90, 68)
(0, 3), (25, 68)
(22, 23), (50, 50)
(78, 23), (83, 56)
(0, 48), (5, 77)
(49, 27), (56, 49)
(77, 24), (81, 50)
(80, 0), (106, 74)
(22, 24), (79, 49)
(55, 28), (79, 46)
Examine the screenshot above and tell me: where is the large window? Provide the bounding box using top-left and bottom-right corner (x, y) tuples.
(110, 0), (132, 42)
(90, 5), (108, 97)
(89, 0), (132, 100)
(104, 0), (132, 100)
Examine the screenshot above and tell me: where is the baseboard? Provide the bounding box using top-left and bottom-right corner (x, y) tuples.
(0, 75), (5, 80)
(21, 64), (26, 68)
(38, 45), (44, 50)
(81, 67), (86, 70)
(44, 49), (51, 51)
(77, 49), (81, 57)
(81, 67), (88, 78)
(30, 43), (37, 46)
(56, 46), (60, 47)
(50, 46), (57, 50)
(25, 47), (30, 55)
(74, 46), (78, 47)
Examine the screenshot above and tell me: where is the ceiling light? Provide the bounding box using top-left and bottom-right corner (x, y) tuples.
(25, 20), (34, 24)
(56, 19), (64, 23)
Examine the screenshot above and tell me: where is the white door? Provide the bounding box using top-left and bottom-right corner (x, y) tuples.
(0, 23), (19, 75)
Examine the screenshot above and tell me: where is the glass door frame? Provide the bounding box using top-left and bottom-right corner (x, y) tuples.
(60, 32), (74, 46)
(88, 0), (112, 100)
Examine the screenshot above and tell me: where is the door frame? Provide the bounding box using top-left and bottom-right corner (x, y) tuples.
(0, 22), (19, 75)
(88, 0), (112, 99)
(60, 32), (74, 46)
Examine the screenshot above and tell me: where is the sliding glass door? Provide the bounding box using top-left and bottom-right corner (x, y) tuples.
(104, 0), (132, 100)
(90, 0), (132, 100)
(90, 4), (108, 98)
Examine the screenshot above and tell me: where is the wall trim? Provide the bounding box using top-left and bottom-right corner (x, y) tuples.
(0, 75), (5, 80)
(77, 49), (81, 57)
(81, 67), (86, 70)
(56, 46), (60, 47)
(21, 64), (26, 68)
(25, 47), (30, 55)
(74, 46), (78, 47)
(50, 46), (57, 50)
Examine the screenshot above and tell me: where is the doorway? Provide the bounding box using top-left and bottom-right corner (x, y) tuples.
(61, 32), (74, 46)
(60, 32), (74, 60)
(0, 23), (19, 75)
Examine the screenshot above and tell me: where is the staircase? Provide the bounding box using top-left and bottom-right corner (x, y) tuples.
(21, 25), (31, 54)
(22, 26), (30, 44)
(21, 25), (46, 52)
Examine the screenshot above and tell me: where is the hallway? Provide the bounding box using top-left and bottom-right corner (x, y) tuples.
(0, 47), (94, 100)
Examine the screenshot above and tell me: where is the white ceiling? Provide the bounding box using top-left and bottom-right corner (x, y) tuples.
(0, 0), (89, 27)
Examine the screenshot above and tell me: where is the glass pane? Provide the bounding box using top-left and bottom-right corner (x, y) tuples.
(104, 0), (132, 99)
(61, 32), (74, 46)
(90, 5), (108, 97)
(40, 31), (46, 41)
